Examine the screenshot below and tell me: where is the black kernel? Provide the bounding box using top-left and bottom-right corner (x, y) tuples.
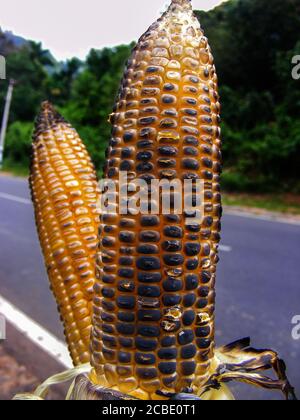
(119, 337), (134, 348)
(162, 95), (175, 104)
(162, 294), (182, 306)
(184, 136), (199, 147)
(163, 254), (184, 266)
(158, 146), (178, 156)
(185, 274), (199, 290)
(146, 66), (159, 73)
(182, 158), (200, 170)
(182, 311), (195, 326)
(184, 147), (198, 156)
(186, 259), (199, 270)
(136, 368), (158, 380)
(120, 160), (132, 171)
(181, 361), (196, 375)
(118, 352), (132, 363)
(139, 230), (160, 242)
(117, 296), (136, 310)
(161, 337), (176, 349)
(140, 128), (156, 138)
(181, 344), (197, 359)
(190, 76), (200, 84)
(178, 330), (194, 346)
(196, 338), (211, 349)
(183, 293), (197, 307)
(162, 240), (182, 252)
(138, 310), (162, 322)
(185, 243), (201, 257)
(137, 244), (159, 254)
(137, 140), (154, 149)
(102, 348), (116, 361)
(138, 272), (162, 283)
(135, 337), (158, 351)
(102, 335), (117, 348)
(102, 237), (115, 247)
(196, 326), (211, 338)
(119, 231), (135, 243)
(117, 322), (135, 336)
(136, 162), (154, 172)
(186, 224), (200, 233)
(135, 353), (156, 366)
(141, 215), (160, 227)
(120, 246), (135, 255)
(137, 151), (153, 161)
(102, 324), (114, 334)
(164, 214), (181, 223)
(159, 362), (177, 375)
(139, 117), (157, 126)
(138, 285), (161, 298)
(118, 268), (135, 279)
(102, 301), (115, 312)
(121, 148), (133, 158)
(123, 132), (135, 142)
(158, 348), (178, 360)
(137, 257), (161, 271)
(118, 312), (135, 323)
(163, 375), (177, 387)
(201, 271), (212, 284)
(119, 256), (134, 266)
(102, 288), (115, 299)
(164, 83), (175, 91)
(197, 299), (208, 309)
(184, 108), (198, 116)
(199, 287), (210, 298)
(138, 325), (160, 338)
(163, 278), (183, 292)
(164, 226), (183, 238)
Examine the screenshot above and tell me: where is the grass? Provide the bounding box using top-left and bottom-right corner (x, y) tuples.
(223, 192), (300, 215)
(0, 161), (29, 178)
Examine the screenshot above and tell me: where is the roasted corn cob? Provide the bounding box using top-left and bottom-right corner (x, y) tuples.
(30, 102), (100, 366)
(24, 0), (296, 402)
(90, 0), (221, 399)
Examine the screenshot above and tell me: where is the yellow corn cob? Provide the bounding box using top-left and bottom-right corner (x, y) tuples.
(30, 102), (100, 366)
(90, 0), (221, 399)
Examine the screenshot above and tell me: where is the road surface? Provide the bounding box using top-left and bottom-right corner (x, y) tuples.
(0, 174), (299, 400)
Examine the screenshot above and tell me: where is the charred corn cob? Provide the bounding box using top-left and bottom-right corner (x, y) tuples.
(90, 0), (221, 399)
(23, 0), (296, 402)
(30, 102), (100, 366)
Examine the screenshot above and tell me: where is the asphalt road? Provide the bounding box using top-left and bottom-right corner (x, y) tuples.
(0, 174), (299, 400)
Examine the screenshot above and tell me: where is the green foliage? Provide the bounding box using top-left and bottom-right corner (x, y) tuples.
(3, 121), (33, 168)
(1, 0), (300, 194)
(196, 0), (300, 192)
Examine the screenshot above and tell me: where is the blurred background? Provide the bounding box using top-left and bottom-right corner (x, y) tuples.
(0, 0), (299, 400)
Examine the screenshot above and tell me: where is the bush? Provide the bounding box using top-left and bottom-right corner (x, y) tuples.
(3, 121), (33, 168)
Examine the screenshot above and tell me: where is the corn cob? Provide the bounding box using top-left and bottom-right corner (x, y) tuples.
(90, 0), (221, 399)
(30, 102), (100, 366)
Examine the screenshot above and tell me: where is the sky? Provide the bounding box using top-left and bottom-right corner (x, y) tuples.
(0, 0), (227, 61)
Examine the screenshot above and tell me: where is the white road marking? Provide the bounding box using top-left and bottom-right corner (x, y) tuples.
(0, 294), (73, 369)
(219, 245), (232, 252)
(0, 192), (31, 205)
